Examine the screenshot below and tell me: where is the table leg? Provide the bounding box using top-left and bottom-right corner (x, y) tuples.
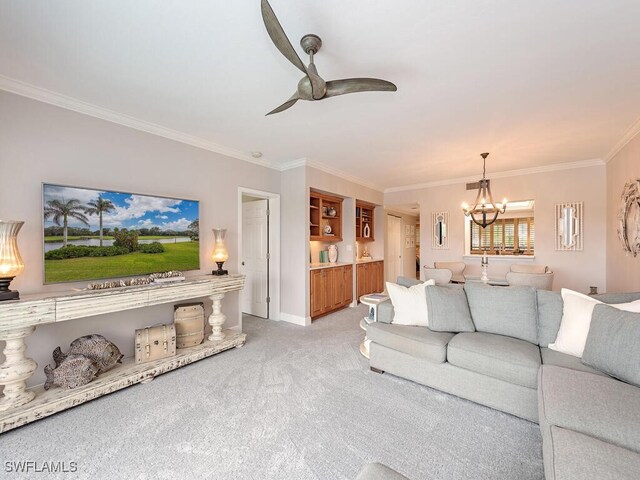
(0, 326), (37, 411)
(208, 293), (226, 341)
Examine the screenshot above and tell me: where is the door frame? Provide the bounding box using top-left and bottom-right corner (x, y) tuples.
(238, 187), (281, 321)
(386, 214), (404, 282)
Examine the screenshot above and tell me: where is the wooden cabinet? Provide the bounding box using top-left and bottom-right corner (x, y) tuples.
(310, 191), (343, 242)
(356, 200), (375, 242)
(356, 261), (384, 300)
(310, 265), (353, 320)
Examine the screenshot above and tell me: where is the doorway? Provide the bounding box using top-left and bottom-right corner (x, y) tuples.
(238, 188), (280, 320)
(386, 214), (403, 282)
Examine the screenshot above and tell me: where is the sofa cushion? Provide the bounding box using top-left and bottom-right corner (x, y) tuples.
(447, 332), (541, 388)
(464, 282), (538, 344)
(367, 323), (454, 363)
(537, 290), (563, 348)
(397, 276), (422, 288)
(536, 290), (640, 348)
(545, 426), (640, 480)
(425, 285), (475, 333)
(538, 365), (640, 454)
(592, 292), (640, 304)
(540, 347), (606, 377)
(549, 289), (640, 358)
(582, 305), (640, 387)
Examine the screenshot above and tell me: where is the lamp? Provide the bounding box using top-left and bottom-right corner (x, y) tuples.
(211, 228), (229, 276)
(462, 153), (507, 229)
(0, 220), (25, 301)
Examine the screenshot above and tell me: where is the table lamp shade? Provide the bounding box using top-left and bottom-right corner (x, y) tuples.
(0, 220), (25, 278)
(212, 228), (229, 262)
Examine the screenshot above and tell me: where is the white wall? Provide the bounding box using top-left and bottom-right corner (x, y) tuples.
(279, 166), (309, 324)
(0, 91), (281, 386)
(385, 165), (608, 293)
(606, 129), (640, 292)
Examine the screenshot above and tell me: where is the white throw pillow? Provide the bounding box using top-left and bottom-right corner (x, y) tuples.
(548, 289), (640, 357)
(386, 280), (435, 326)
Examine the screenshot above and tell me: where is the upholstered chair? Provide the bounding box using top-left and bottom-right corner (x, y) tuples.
(434, 261), (466, 283)
(509, 264), (550, 274)
(423, 268), (453, 285)
(506, 271), (554, 290)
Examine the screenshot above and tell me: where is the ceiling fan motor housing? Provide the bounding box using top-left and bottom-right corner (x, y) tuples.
(300, 34), (322, 55)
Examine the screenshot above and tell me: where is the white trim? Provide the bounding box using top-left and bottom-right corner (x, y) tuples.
(384, 158), (605, 193)
(605, 115), (640, 163)
(280, 157), (383, 192)
(0, 74), (271, 169)
(279, 313), (311, 327)
(278, 158), (308, 171)
(237, 187), (281, 324)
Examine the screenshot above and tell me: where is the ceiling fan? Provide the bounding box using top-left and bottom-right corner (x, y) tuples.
(261, 0), (397, 115)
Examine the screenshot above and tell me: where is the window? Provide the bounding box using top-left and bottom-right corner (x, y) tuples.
(469, 217), (535, 255)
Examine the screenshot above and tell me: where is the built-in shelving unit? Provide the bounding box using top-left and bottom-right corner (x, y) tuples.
(310, 190), (343, 242)
(356, 200), (375, 242)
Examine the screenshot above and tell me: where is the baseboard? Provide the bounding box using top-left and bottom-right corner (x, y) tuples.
(279, 313), (311, 327)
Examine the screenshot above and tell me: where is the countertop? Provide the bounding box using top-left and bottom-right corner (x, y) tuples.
(356, 258), (383, 264)
(309, 259), (383, 270)
(309, 262), (352, 270)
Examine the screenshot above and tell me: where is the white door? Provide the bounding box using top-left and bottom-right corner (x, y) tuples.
(386, 215), (403, 282)
(241, 199), (269, 318)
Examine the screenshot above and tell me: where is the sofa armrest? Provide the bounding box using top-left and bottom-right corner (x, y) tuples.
(377, 300), (394, 324)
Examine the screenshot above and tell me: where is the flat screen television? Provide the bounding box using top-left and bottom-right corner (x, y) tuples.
(42, 184), (200, 284)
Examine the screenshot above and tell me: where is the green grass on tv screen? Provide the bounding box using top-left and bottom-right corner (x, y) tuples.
(45, 241), (200, 283)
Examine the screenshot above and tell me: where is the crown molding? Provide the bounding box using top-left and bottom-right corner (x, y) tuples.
(278, 158), (308, 171)
(0, 74), (274, 169)
(604, 115), (640, 163)
(305, 159), (383, 192)
(384, 158), (605, 193)
(279, 157), (383, 192)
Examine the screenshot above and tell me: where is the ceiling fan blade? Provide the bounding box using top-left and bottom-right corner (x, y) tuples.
(325, 78), (397, 98)
(261, 0), (307, 75)
(266, 93), (300, 115)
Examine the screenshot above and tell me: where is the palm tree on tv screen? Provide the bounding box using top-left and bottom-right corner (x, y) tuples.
(84, 196), (116, 246)
(44, 199), (90, 247)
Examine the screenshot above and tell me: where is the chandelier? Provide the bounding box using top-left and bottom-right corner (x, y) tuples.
(462, 153), (507, 229)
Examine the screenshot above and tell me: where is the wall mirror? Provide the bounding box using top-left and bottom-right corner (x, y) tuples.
(432, 212), (449, 249)
(465, 200), (536, 256)
(555, 202), (583, 251)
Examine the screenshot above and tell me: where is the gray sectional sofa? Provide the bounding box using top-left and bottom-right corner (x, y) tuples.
(368, 278), (640, 480)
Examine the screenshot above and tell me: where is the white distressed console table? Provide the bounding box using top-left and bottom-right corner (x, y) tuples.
(0, 274), (245, 433)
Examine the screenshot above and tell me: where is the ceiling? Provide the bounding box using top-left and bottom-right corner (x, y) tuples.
(1, 1), (639, 190)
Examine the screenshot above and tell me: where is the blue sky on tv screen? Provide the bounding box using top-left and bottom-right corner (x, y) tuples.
(43, 185), (198, 232)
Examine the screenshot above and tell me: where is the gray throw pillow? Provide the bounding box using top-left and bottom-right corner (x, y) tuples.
(464, 282), (538, 344)
(582, 304), (640, 387)
(425, 285), (475, 332)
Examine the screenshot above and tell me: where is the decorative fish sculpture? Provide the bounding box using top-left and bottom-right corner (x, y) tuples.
(44, 354), (99, 390)
(53, 334), (123, 374)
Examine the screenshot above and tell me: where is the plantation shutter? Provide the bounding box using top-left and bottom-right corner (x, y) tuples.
(504, 220), (515, 250)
